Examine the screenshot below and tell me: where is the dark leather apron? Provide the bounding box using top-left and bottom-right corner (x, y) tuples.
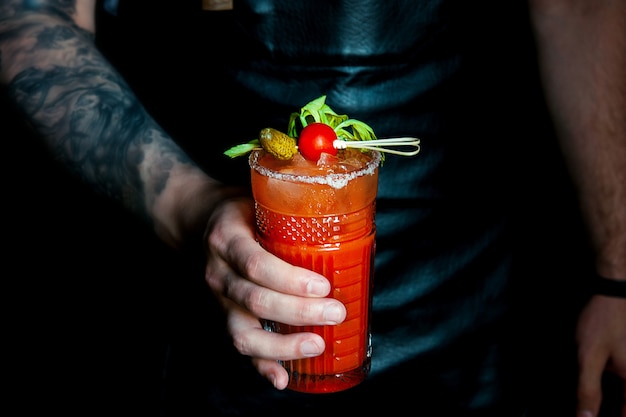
(95, 1), (585, 415)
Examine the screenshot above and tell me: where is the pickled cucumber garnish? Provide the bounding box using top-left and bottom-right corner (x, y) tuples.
(259, 128), (298, 160)
(223, 128), (297, 160)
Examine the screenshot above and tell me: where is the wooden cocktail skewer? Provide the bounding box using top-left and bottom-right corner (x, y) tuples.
(333, 137), (421, 156)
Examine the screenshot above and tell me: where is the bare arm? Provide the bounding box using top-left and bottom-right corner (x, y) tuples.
(529, 0), (626, 415)
(0, 0), (233, 249)
(0, 1), (342, 391)
(529, 0), (626, 278)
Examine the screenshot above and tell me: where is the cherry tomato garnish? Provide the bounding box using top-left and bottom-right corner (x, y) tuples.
(298, 122), (338, 161)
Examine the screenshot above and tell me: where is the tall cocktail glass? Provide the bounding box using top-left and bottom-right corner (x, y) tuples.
(249, 148), (381, 394)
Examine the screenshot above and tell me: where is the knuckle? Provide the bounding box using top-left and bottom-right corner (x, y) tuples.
(243, 248), (265, 278)
(243, 285), (272, 316)
(296, 301), (318, 322)
(231, 332), (254, 356)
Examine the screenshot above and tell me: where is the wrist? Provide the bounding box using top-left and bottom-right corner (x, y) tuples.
(153, 166), (249, 251)
(592, 274), (626, 298)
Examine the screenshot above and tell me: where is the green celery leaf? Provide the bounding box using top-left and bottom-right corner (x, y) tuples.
(223, 139), (260, 158)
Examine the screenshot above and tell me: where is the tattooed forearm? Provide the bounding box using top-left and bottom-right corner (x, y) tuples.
(9, 63), (153, 210)
(1, 5), (189, 222)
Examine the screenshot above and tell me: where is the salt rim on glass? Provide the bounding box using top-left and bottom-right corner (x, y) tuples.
(249, 150), (382, 190)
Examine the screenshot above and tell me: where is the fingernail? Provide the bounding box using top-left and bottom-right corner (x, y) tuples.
(301, 340), (322, 357)
(307, 278), (329, 296)
(323, 303), (344, 324)
(577, 411), (593, 417)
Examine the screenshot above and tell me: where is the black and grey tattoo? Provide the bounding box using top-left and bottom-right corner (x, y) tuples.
(1, 1), (191, 223)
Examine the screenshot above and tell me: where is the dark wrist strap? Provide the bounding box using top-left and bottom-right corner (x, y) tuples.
(593, 274), (626, 298)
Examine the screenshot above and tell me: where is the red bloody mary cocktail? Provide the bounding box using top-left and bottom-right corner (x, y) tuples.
(249, 148), (380, 393)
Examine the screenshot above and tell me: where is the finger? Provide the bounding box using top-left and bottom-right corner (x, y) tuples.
(217, 299), (323, 390)
(252, 357), (290, 390)
(576, 349), (605, 417)
(232, 236), (332, 297)
(207, 199), (331, 297)
(224, 298), (326, 361)
(214, 267), (345, 325)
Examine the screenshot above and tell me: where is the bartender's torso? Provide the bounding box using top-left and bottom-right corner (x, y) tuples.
(97, 1), (550, 414)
